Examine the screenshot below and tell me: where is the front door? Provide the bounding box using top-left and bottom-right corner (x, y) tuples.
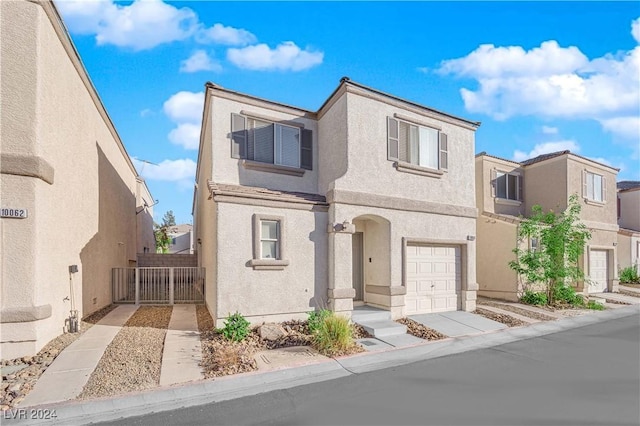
(352, 232), (364, 301)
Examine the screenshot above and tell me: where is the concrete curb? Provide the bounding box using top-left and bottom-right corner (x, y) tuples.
(5, 305), (638, 426)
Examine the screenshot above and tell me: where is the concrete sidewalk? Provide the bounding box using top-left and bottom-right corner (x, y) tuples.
(409, 310), (507, 337)
(159, 305), (204, 386)
(19, 305), (138, 407)
(9, 305), (638, 426)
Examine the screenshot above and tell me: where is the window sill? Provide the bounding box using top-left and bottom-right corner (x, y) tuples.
(495, 198), (522, 206)
(241, 160), (305, 177)
(394, 161), (444, 178)
(249, 259), (290, 270)
(584, 198), (605, 207)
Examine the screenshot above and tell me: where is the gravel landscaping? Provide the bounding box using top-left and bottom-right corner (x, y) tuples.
(0, 304), (118, 411)
(478, 300), (557, 321)
(397, 318), (448, 340)
(196, 306), (366, 378)
(617, 290), (640, 298)
(473, 308), (527, 327)
(78, 306), (172, 399)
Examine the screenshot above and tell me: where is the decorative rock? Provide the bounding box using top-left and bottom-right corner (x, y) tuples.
(258, 323), (286, 341)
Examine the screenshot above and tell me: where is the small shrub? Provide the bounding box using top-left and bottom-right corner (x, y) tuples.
(220, 312), (250, 342)
(586, 300), (605, 311)
(313, 314), (354, 356)
(553, 285), (583, 306)
(307, 309), (331, 335)
(619, 266), (640, 284)
(521, 290), (548, 306)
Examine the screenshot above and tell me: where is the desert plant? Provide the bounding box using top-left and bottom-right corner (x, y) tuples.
(307, 309), (331, 335)
(220, 312), (250, 342)
(586, 300), (605, 310)
(619, 266), (640, 284)
(553, 284), (584, 306)
(313, 314), (354, 356)
(520, 290), (548, 306)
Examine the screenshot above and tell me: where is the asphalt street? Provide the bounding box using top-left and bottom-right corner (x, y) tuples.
(98, 313), (640, 426)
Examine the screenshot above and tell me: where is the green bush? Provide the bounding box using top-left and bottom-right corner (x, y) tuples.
(313, 314), (354, 356)
(521, 290), (548, 306)
(307, 309), (331, 335)
(220, 312), (250, 342)
(619, 266), (640, 284)
(586, 300), (605, 310)
(553, 285), (584, 306)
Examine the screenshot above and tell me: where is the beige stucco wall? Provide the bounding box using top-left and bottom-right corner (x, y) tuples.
(208, 92), (319, 194)
(317, 94), (348, 194)
(329, 90), (476, 209)
(136, 178), (155, 254)
(523, 157), (568, 215)
(617, 232), (640, 270)
(618, 189), (640, 231)
(1, 0), (145, 358)
(567, 156), (618, 226)
(213, 202), (328, 326)
(475, 156), (526, 217)
(476, 216), (521, 301)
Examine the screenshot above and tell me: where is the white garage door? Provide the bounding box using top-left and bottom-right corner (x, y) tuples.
(589, 250), (608, 293)
(405, 245), (461, 315)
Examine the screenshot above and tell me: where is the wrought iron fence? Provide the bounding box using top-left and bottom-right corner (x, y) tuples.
(112, 267), (205, 304)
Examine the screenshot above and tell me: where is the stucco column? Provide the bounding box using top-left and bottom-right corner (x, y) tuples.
(327, 220), (356, 317)
(461, 241), (478, 312)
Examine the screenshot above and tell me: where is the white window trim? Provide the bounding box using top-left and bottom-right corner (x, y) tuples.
(388, 116), (447, 174)
(249, 214), (289, 270)
(494, 170), (522, 202)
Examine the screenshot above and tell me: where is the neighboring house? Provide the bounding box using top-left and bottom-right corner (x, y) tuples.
(167, 224), (194, 254)
(475, 151), (619, 301)
(617, 181), (640, 270)
(0, 0), (154, 358)
(193, 77), (480, 327)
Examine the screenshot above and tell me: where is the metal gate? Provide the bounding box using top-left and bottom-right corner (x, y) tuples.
(112, 267), (205, 304)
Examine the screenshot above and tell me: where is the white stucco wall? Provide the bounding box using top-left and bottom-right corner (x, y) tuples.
(214, 202), (328, 326)
(208, 93), (319, 194)
(1, 0), (144, 358)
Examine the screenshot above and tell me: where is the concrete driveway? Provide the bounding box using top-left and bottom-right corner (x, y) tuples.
(409, 310), (507, 337)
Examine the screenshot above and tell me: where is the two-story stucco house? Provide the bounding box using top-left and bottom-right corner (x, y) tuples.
(475, 151), (619, 301)
(193, 78), (480, 327)
(617, 181), (640, 271)
(1, 0), (155, 359)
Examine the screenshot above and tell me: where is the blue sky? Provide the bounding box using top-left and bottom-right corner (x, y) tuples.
(56, 1), (640, 225)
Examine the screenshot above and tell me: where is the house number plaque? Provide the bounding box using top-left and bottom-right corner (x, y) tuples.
(1, 207), (28, 218)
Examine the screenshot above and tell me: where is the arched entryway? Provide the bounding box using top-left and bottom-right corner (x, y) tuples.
(351, 214), (391, 306)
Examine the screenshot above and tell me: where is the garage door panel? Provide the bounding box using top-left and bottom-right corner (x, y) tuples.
(405, 244), (461, 314)
(589, 250), (608, 293)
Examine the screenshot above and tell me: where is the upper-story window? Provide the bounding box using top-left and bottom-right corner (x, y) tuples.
(387, 117), (448, 172)
(583, 171), (606, 203)
(491, 170), (523, 202)
(230, 113), (312, 170)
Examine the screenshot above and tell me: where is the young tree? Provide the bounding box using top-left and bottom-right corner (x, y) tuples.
(162, 210), (176, 227)
(154, 210), (176, 254)
(509, 194), (591, 304)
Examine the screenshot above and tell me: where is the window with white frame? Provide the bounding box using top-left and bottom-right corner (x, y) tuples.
(231, 113), (312, 170)
(583, 171), (606, 203)
(250, 214), (289, 270)
(260, 220), (279, 259)
(387, 117), (448, 171)
(492, 170), (523, 201)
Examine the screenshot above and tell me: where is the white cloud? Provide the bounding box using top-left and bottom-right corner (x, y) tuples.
(179, 50), (222, 73)
(600, 116), (640, 140)
(542, 126), (558, 135)
(438, 20), (640, 142)
(162, 91), (204, 123)
(227, 41), (323, 71)
(168, 123), (201, 150)
(163, 91), (203, 150)
(513, 140), (580, 162)
(57, 0), (198, 51)
(196, 23), (257, 46)
(632, 17), (640, 44)
(140, 108), (153, 117)
(133, 158), (196, 182)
